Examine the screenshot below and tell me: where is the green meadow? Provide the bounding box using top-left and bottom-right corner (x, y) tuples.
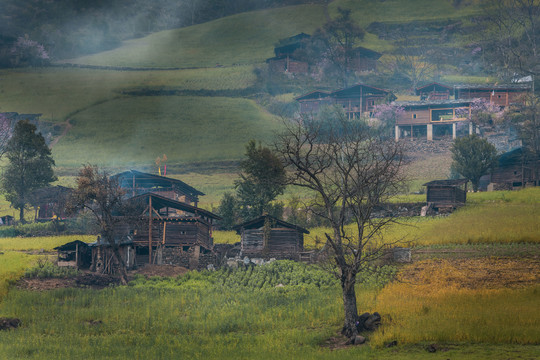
(51, 95), (281, 168)
(304, 188), (540, 249)
(1, 2), (539, 357)
(0, 190), (538, 359)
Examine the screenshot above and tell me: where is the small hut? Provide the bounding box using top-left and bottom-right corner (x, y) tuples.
(234, 215), (309, 260)
(423, 179), (468, 210)
(0, 215), (14, 226)
(54, 240), (91, 269)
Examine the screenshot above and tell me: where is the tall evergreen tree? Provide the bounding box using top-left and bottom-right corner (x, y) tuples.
(1, 120), (56, 222)
(451, 134), (498, 192)
(235, 140), (286, 221)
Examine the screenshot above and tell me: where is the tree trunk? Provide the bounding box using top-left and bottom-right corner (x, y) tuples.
(111, 245), (129, 285)
(19, 207), (25, 224)
(341, 271), (359, 338)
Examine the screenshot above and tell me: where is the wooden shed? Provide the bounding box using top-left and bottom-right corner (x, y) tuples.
(0, 215), (14, 226)
(234, 215), (309, 260)
(423, 179), (468, 209)
(485, 147), (540, 190)
(267, 33), (311, 74)
(54, 240), (91, 269)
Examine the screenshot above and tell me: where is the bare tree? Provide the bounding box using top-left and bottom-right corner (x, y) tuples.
(67, 165), (139, 285)
(274, 114), (407, 339)
(299, 7), (365, 87)
(480, 0), (540, 80)
(385, 38), (436, 93)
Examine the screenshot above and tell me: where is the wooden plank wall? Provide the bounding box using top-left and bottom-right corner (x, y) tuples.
(241, 228), (302, 256)
(397, 109), (431, 125)
(427, 187), (466, 205)
(130, 221), (211, 248)
(241, 229), (264, 255)
(267, 229), (301, 253)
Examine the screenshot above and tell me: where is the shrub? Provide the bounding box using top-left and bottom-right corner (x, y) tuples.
(24, 258), (79, 279)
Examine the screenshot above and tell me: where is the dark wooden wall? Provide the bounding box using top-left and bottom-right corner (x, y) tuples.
(241, 228), (303, 258)
(426, 186), (466, 206)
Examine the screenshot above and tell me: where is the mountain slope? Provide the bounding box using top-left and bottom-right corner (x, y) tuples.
(61, 5), (327, 68)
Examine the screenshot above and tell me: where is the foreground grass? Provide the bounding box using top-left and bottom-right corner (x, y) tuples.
(0, 252), (31, 301)
(0, 260), (538, 359)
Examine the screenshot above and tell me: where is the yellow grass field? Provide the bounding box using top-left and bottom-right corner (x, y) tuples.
(0, 235), (96, 252)
(370, 258), (540, 347)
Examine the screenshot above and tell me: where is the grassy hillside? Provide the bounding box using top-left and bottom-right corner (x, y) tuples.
(0, 66), (257, 122)
(0, 0), (490, 195)
(332, 0), (482, 25)
(62, 5), (327, 68)
(51, 96), (281, 167)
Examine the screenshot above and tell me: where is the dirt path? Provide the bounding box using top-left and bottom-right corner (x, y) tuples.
(49, 118), (72, 148)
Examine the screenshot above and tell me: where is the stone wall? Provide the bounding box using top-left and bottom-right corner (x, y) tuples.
(160, 246), (217, 270)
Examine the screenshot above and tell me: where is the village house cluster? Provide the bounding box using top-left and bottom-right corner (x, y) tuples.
(53, 170), (312, 274)
(296, 82), (531, 141)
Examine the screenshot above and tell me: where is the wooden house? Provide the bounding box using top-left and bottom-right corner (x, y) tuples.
(234, 215), (309, 260)
(54, 240), (91, 269)
(29, 185), (73, 221)
(485, 148), (540, 190)
(267, 55), (309, 74)
(394, 100), (473, 141)
(113, 170), (205, 207)
(349, 46), (382, 72)
(295, 90), (332, 114)
(331, 84), (391, 118)
(267, 33), (310, 74)
(423, 179), (468, 209)
(297, 84), (392, 119)
(115, 193), (221, 269)
(454, 84), (531, 107)
(416, 82), (453, 100)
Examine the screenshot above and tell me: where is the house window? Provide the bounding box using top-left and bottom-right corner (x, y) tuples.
(412, 114), (417, 119)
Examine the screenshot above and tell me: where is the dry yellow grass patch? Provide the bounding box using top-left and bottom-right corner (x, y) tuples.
(371, 257), (540, 346)
(398, 257), (540, 289)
